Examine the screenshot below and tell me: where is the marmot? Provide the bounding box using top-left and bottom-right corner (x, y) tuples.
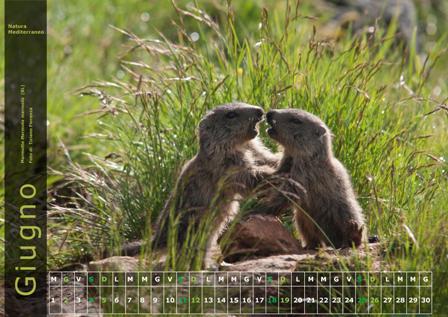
(252, 108), (366, 249)
(153, 102), (277, 264)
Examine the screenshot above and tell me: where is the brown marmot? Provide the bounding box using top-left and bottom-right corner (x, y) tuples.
(152, 102), (277, 264)
(252, 108), (366, 249)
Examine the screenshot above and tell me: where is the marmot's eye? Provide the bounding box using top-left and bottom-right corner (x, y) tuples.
(226, 111), (238, 119)
(290, 118), (303, 124)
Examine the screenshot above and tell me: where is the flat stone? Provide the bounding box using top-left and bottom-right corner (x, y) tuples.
(221, 253), (315, 272)
(88, 256), (140, 271)
(221, 242), (384, 272)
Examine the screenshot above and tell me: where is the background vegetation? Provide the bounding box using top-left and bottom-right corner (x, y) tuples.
(0, 0), (447, 314)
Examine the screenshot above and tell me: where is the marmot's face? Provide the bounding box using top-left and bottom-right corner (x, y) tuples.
(199, 102), (264, 147)
(266, 109), (330, 157)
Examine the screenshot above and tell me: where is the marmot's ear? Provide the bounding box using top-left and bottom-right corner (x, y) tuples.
(315, 125), (326, 137)
(199, 119), (207, 130)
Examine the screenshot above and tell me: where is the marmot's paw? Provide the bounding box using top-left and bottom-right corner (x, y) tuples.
(347, 220), (364, 247)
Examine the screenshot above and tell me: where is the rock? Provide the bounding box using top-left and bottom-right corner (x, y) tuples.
(89, 253), (168, 271)
(88, 256), (140, 271)
(294, 242), (384, 271)
(221, 242), (384, 272)
(219, 214), (303, 263)
(221, 253), (316, 272)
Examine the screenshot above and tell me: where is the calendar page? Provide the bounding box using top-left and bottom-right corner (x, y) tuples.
(48, 271), (432, 315)
(3, 0), (448, 316)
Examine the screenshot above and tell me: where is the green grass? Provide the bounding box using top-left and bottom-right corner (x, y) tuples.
(1, 0), (447, 314)
(49, 0), (447, 263)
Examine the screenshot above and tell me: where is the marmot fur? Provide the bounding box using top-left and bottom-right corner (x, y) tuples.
(253, 108), (366, 249)
(153, 102), (277, 264)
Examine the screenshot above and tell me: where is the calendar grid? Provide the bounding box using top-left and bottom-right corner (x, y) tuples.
(405, 272), (408, 315)
(380, 272), (382, 315)
(329, 272), (331, 313)
(354, 273), (357, 313)
(431, 271), (433, 314)
(367, 272), (369, 315)
(341, 273), (344, 315)
(252, 272), (255, 314)
(86, 274), (89, 315)
(110, 274), (113, 314)
(48, 271), (432, 315)
(188, 272), (191, 313)
(393, 272), (395, 315)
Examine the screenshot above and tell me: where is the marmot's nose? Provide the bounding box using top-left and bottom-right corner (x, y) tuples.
(266, 110), (275, 124)
(254, 107), (263, 119)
